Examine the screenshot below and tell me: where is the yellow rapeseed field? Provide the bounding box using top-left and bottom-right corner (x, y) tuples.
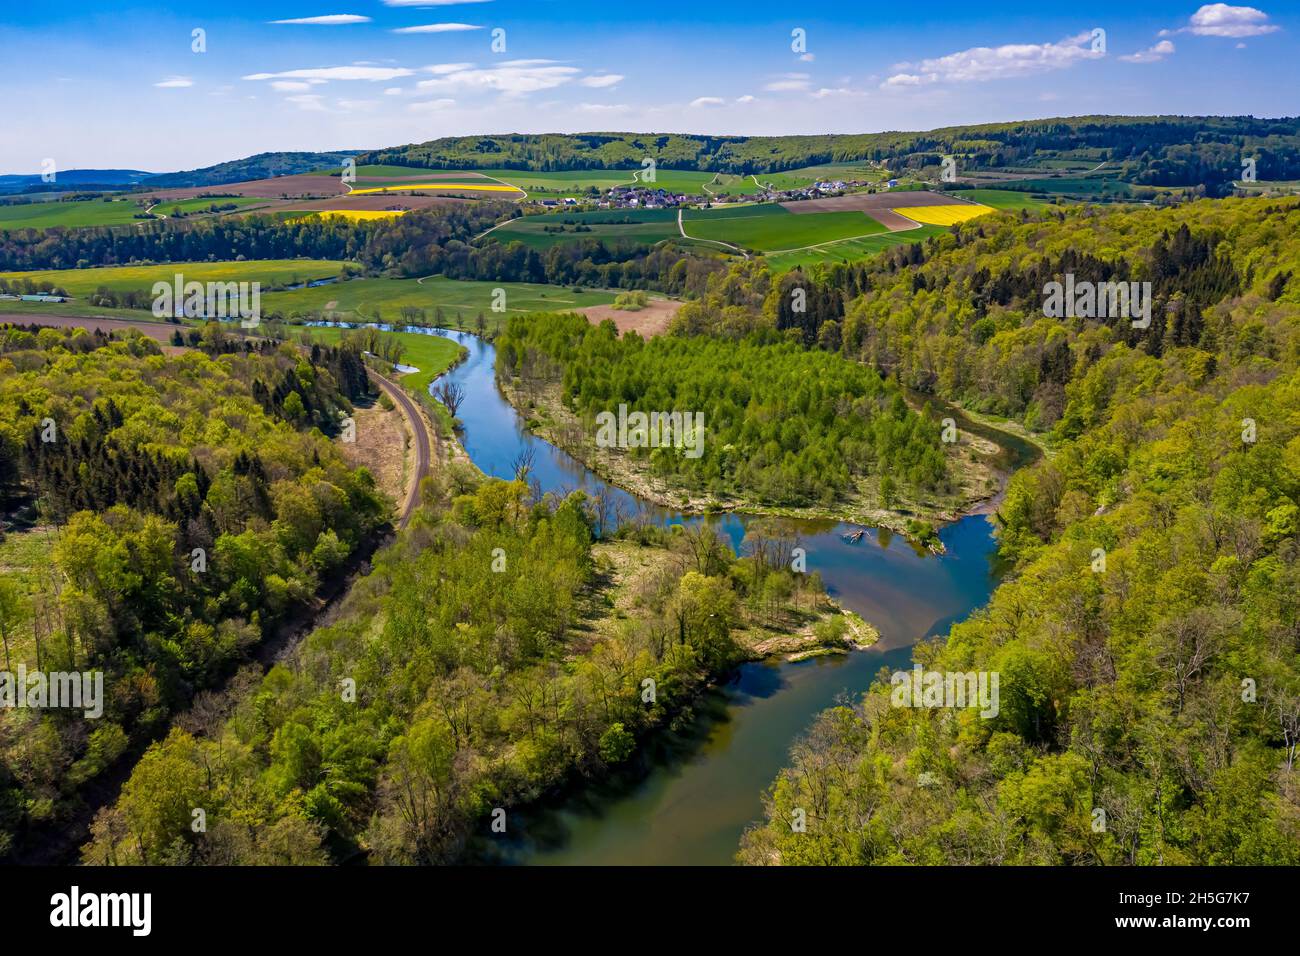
(894, 203), (993, 226)
(291, 210), (408, 222)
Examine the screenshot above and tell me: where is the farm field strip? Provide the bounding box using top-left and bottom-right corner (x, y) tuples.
(0, 259), (351, 295)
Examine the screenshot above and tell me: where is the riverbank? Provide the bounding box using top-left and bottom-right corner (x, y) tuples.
(495, 375), (1004, 552)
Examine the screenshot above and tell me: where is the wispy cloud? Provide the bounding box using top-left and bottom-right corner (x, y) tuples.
(285, 94), (327, 111)
(690, 96), (725, 107)
(763, 72), (810, 92)
(270, 14), (371, 25)
(244, 65), (416, 82)
(881, 31), (1104, 88)
(154, 76), (193, 88)
(417, 60), (580, 94)
(1120, 39), (1176, 63)
(408, 98), (456, 112)
(1161, 4), (1280, 38)
(393, 23), (482, 33)
(580, 74), (624, 88)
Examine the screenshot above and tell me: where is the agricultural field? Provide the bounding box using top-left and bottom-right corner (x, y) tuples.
(0, 259), (351, 296)
(751, 161), (888, 190)
(263, 275), (620, 321)
(764, 225), (948, 273)
(350, 181), (522, 197)
(681, 205), (887, 251)
(0, 196), (151, 230)
(488, 208), (683, 249)
(945, 188), (1050, 209)
(898, 203), (993, 226)
(158, 195), (269, 215)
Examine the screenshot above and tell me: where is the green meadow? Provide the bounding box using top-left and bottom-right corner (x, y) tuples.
(264, 275), (619, 320)
(764, 224), (948, 272)
(488, 208), (683, 249)
(682, 207), (887, 251)
(0, 197), (150, 230)
(292, 323), (465, 396)
(0, 259), (350, 296)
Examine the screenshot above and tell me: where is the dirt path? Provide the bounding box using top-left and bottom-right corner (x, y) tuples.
(677, 208), (750, 258)
(367, 367), (431, 529)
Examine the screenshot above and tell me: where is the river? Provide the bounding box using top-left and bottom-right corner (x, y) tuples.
(398, 327), (1023, 864)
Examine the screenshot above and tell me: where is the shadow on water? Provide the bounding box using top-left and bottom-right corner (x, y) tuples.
(400, 329), (1010, 864)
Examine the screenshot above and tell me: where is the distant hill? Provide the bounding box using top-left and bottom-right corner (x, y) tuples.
(138, 150), (362, 189)
(359, 116), (1300, 196)
(0, 169), (155, 194)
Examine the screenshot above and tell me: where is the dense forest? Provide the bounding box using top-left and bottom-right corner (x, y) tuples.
(734, 197), (1300, 864)
(496, 311), (948, 510)
(363, 117), (1300, 192)
(80, 469), (842, 864)
(0, 203), (503, 272)
(0, 325), (388, 859)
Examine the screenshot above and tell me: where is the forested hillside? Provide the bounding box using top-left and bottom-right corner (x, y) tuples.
(139, 152), (361, 190)
(735, 197), (1300, 864)
(363, 117), (1300, 191)
(80, 471), (842, 864)
(0, 325), (387, 859)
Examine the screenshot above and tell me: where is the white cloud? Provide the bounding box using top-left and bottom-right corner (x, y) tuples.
(576, 102), (630, 114)
(581, 74), (624, 88)
(271, 80), (315, 92)
(1162, 4), (1280, 38)
(154, 76), (193, 88)
(337, 98), (379, 112)
(736, 94), (756, 103)
(384, 86), (404, 95)
(763, 72), (810, 92)
(425, 62), (475, 74)
(270, 14), (371, 25)
(1120, 39), (1176, 63)
(408, 98), (456, 112)
(880, 32), (1105, 89)
(812, 87), (855, 99)
(799, 53), (815, 62)
(285, 94), (328, 111)
(417, 60), (579, 95)
(244, 65), (415, 82)
(393, 23), (482, 33)
(690, 96), (725, 107)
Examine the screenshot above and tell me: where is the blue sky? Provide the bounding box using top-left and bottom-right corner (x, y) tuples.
(2, 1), (1295, 173)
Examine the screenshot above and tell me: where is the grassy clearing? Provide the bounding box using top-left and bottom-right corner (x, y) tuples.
(0, 259), (350, 296)
(684, 208), (886, 251)
(157, 196), (267, 215)
(0, 197), (150, 230)
(763, 224), (948, 272)
(292, 323), (464, 396)
(264, 275), (619, 320)
(489, 209), (683, 249)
